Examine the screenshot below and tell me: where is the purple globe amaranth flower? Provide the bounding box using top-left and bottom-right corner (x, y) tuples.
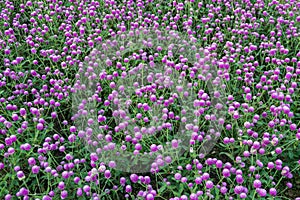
(195, 177), (202, 184)
(234, 186), (244, 194)
(0, 162), (4, 170)
(12, 113), (19, 121)
(181, 177), (187, 183)
(220, 186), (227, 194)
(58, 181), (65, 190)
(17, 171), (25, 180)
(267, 162), (275, 169)
(206, 181), (214, 189)
(69, 126), (77, 132)
(275, 147), (282, 154)
(290, 123), (297, 131)
(258, 188), (267, 197)
(76, 188), (83, 197)
(36, 123), (44, 130)
(146, 193), (154, 200)
(61, 190), (68, 199)
(130, 174), (139, 183)
(222, 169), (230, 177)
(61, 171), (69, 179)
(125, 185), (132, 193)
(28, 157), (36, 165)
(19, 187), (29, 196)
(236, 175), (244, 184)
(74, 177), (80, 184)
(174, 173), (182, 180)
(253, 179), (262, 188)
(269, 188), (277, 196)
(171, 139), (179, 148)
(104, 170), (111, 179)
(83, 185), (90, 193)
(202, 173), (210, 180)
(240, 193), (247, 199)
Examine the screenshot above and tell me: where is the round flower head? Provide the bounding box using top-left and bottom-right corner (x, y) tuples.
(206, 181), (214, 189)
(269, 188), (277, 196)
(253, 179), (261, 188)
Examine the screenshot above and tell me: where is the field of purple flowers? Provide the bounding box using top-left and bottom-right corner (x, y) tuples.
(1, 0), (300, 199)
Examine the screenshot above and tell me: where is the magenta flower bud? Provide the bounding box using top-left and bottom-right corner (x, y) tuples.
(51, 112), (57, 118)
(61, 190), (68, 199)
(4, 49), (11, 54)
(28, 157), (36, 165)
(0, 162), (4, 170)
(20, 188), (29, 196)
(83, 185), (90, 193)
(58, 181), (65, 190)
(222, 169), (230, 177)
(220, 186), (227, 194)
(104, 170), (111, 179)
(109, 82), (116, 88)
(252, 141), (260, 149)
(76, 188), (82, 196)
(253, 179), (261, 188)
(181, 177), (187, 183)
(125, 185), (132, 193)
(275, 147), (282, 154)
(269, 188), (277, 196)
(245, 93), (252, 100)
(12, 113), (19, 121)
(23, 143), (31, 151)
(150, 144), (158, 152)
(146, 193), (154, 200)
(186, 164), (192, 170)
(120, 177), (126, 185)
(43, 195), (52, 200)
(195, 177), (202, 184)
(130, 174), (139, 183)
(236, 175), (244, 184)
(17, 171), (25, 179)
(202, 173), (210, 180)
(5, 194), (12, 200)
(267, 162), (275, 169)
(61, 171), (69, 179)
(190, 193), (197, 200)
(223, 137), (230, 144)
(108, 161), (116, 168)
(174, 173), (182, 180)
(88, 40), (94, 47)
(240, 193), (247, 199)
(286, 182), (292, 188)
(215, 160), (223, 168)
(74, 177), (80, 184)
(296, 132), (300, 140)
(258, 188), (266, 197)
(7, 147), (15, 154)
(36, 123), (44, 130)
(19, 108), (26, 116)
(32, 165), (40, 174)
(206, 181), (214, 189)
(171, 139), (179, 148)
(70, 126), (76, 132)
(290, 124), (297, 131)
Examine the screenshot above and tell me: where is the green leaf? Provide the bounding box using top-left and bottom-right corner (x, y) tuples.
(219, 152), (235, 162)
(158, 184), (167, 194)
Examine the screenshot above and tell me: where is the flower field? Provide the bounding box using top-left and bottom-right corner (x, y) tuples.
(0, 0), (300, 199)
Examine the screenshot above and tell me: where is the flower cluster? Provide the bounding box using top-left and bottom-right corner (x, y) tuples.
(0, 0), (300, 199)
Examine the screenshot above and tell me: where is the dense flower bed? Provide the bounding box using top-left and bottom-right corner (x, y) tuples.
(0, 0), (300, 199)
